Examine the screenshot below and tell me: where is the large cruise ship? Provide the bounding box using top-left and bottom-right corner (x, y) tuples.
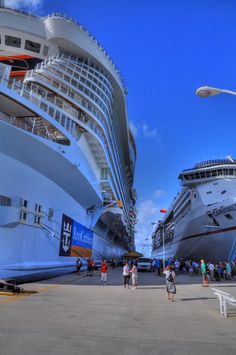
(152, 158), (236, 262)
(0, 2), (137, 281)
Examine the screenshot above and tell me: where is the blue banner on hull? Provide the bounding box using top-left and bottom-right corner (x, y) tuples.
(59, 214), (73, 257)
(59, 214), (93, 257)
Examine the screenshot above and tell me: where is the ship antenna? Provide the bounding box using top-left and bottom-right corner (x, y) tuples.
(0, 0), (5, 8)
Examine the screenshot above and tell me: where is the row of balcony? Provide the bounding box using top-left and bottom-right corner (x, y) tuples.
(24, 63), (133, 225)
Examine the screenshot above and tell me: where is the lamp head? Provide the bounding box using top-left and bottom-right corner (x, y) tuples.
(196, 86), (221, 98)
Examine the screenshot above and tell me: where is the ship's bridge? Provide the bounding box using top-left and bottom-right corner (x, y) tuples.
(179, 158), (236, 186)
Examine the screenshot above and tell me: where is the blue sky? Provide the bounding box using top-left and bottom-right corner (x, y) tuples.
(6, 0), (236, 254)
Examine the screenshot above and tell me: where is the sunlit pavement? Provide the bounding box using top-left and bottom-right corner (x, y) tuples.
(0, 268), (235, 355)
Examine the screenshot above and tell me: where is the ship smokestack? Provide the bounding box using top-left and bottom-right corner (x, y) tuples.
(0, 0), (5, 7)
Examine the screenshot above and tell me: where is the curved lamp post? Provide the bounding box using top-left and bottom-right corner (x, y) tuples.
(151, 208), (171, 269)
(196, 86), (236, 98)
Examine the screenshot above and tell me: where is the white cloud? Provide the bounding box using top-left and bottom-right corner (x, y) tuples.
(129, 121), (159, 140)
(135, 199), (160, 256)
(153, 189), (165, 199)
(5, 0), (43, 10)
(142, 124), (157, 138)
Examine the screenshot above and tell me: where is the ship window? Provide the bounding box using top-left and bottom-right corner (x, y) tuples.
(25, 40), (41, 53)
(43, 45), (49, 56)
(0, 195), (11, 206)
(5, 35), (21, 48)
(20, 211), (27, 221)
(55, 110), (60, 121)
(34, 204), (42, 224)
(206, 191), (212, 194)
(61, 114), (66, 126)
(48, 208), (54, 221)
(40, 102), (47, 111)
(221, 190), (226, 194)
(20, 199), (28, 208)
(101, 167), (109, 180)
(224, 213), (233, 220)
(48, 106), (54, 118)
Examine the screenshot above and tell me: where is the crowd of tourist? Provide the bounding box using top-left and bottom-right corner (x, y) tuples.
(75, 256), (236, 303)
(151, 258), (236, 281)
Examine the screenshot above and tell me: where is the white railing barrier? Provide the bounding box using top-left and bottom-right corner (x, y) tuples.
(212, 288), (236, 317)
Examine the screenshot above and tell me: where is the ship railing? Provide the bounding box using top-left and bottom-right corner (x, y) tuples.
(26, 66), (109, 132)
(25, 58), (128, 186)
(32, 59), (114, 122)
(43, 12), (128, 94)
(0, 6), (128, 92)
(0, 77), (131, 227)
(25, 69), (129, 207)
(0, 5), (41, 21)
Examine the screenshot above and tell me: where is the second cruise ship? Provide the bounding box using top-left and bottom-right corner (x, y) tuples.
(152, 158), (236, 263)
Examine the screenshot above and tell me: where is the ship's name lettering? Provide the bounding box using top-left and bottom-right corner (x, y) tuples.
(211, 204), (236, 217)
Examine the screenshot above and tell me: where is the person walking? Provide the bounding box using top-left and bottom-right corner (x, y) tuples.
(201, 259), (209, 286)
(87, 257), (95, 276)
(151, 259), (156, 273)
(226, 261), (232, 280)
(130, 262), (138, 289)
(76, 258), (82, 275)
(163, 265), (176, 302)
(87, 257), (91, 276)
(208, 262), (215, 281)
(155, 259), (161, 276)
(123, 262), (130, 288)
(100, 259), (108, 285)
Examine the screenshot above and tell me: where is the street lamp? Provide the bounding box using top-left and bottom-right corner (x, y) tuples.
(151, 220), (174, 269)
(196, 86), (236, 98)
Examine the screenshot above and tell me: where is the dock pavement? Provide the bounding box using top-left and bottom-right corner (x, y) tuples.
(0, 268), (235, 355)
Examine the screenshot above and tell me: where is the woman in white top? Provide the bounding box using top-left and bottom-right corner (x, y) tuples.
(131, 262), (138, 289)
(123, 262), (130, 288)
(163, 265), (176, 302)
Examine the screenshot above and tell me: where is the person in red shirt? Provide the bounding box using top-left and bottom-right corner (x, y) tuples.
(100, 259), (108, 285)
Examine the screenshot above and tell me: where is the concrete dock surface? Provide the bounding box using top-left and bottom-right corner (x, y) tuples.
(0, 268), (235, 355)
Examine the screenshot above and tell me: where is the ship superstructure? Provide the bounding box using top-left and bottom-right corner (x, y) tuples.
(0, 3), (137, 281)
(152, 158), (236, 262)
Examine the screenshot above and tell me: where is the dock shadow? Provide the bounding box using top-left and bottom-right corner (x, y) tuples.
(180, 297), (216, 301)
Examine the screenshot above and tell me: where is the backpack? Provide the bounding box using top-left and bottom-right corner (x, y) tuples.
(167, 272), (174, 282)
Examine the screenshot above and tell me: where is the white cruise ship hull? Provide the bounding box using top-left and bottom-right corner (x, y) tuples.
(159, 208), (236, 262)
(0, 6), (137, 282)
(0, 121), (125, 282)
(152, 170), (236, 262)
